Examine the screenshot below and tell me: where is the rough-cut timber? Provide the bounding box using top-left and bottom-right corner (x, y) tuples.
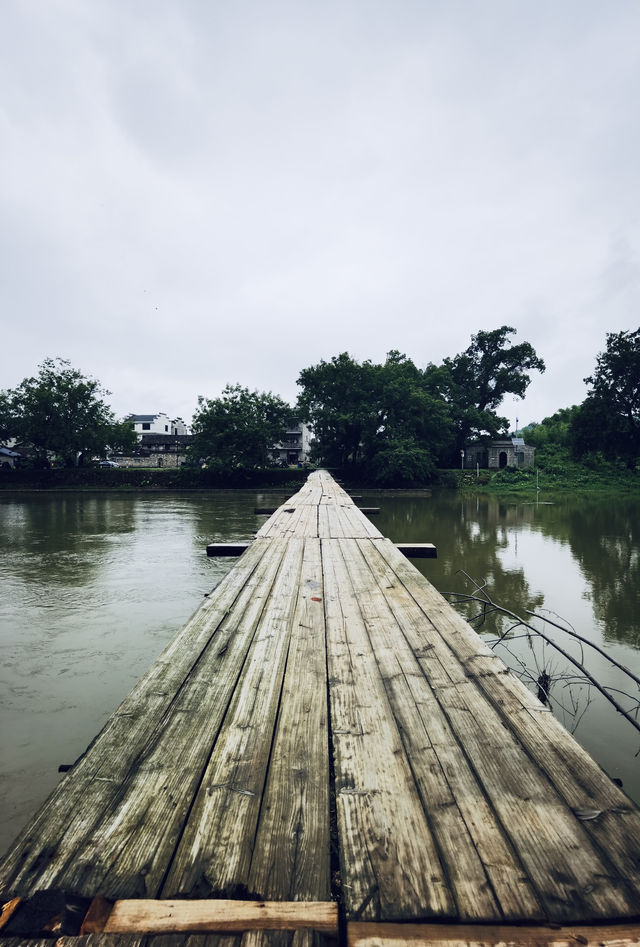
(1, 470), (640, 947)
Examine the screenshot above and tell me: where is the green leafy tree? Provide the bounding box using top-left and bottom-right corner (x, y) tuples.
(426, 326), (546, 463)
(2, 358), (136, 465)
(296, 353), (381, 467)
(570, 328), (640, 468)
(297, 351), (454, 483)
(191, 384), (291, 469)
(0, 391), (14, 444)
(523, 407), (580, 449)
(368, 351), (453, 483)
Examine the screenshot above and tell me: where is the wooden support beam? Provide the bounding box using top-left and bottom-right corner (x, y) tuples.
(348, 920), (640, 947)
(254, 507), (278, 515)
(79, 896), (114, 935)
(395, 543), (437, 559)
(357, 507), (380, 514)
(0, 897), (21, 932)
(206, 542), (251, 557)
(98, 899), (338, 934)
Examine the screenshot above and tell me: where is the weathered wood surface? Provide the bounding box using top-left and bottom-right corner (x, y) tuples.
(1, 470), (640, 944)
(348, 921), (640, 947)
(103, 900), (338, 934)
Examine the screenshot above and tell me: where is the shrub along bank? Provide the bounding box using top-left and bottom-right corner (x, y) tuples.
(467, 446), (639, 497)
(0, 466), (312, 491)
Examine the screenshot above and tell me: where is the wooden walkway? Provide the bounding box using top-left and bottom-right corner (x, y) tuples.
(1, 470), (640, 945)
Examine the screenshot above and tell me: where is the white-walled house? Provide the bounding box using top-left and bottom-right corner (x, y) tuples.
(273, 422), (313, 466)
(128, 414), (190, 437)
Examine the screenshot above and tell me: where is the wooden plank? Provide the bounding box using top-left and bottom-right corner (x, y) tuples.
(348, 920), (640, 947)
(162, 538), (306, 898)
(370, 539), (640, 914)
(207, 543), (251, 557)
(69, 537), (293, 899)
(103, 900), (338, 934)
(395, 543), (437, 559)
(365, 539), (640, 921)
(325, 503), (344, 539)
(0, 900), (20, 933)
(80, 896), (115, 934)
(344, 538), (541, 922)
(318, 503), (332, 539)
(259, 506), (306, 539)
(240, 929), (328, 947)
(338, 505), (382, 540)
(247, 538), (330, 900)
(3, 538), (287, 900)
(322, 537), (455, 922)
(0, 538), (279, 899)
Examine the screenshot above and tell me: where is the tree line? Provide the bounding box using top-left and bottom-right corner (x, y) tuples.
(1, 326), (638, 482)
(524, 327), (640, 471)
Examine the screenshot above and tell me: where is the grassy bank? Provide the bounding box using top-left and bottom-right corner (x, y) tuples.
(460, 446), (639, 498)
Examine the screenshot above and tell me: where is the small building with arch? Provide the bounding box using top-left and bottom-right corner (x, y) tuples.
(464, 436), (536, 470)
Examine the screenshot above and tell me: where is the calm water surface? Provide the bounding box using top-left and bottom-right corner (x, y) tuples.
(1, 487), (639, 854)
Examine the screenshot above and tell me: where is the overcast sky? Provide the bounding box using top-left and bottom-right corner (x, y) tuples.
(2, 0), (639, 430)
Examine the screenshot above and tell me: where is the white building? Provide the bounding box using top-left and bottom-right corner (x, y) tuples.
(128, 414), (190, 437)
(273, 422), (314, 466)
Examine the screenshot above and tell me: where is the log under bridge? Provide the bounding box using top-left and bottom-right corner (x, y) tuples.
(1, 470), (640, 946)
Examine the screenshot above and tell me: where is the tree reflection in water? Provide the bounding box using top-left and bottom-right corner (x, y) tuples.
(368, 487), (640, 801)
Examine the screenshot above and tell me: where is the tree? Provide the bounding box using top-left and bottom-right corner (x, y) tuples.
(296, 351), (454, 483)
(523, 406), (580, 449)
(296, 353), (380, 467)
(367, 351), (453, 483)
(190, 384), (291, 469)
(570, 328), (640, 468)
(2, 358), (136, 465)
(425, 326), (546, 463)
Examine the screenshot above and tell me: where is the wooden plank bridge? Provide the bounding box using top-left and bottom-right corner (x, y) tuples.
(1, 470), (640, 945)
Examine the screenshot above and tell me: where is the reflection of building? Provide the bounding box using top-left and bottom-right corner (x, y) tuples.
(273, 422), (313, 466)
(465, 437), (536, 470)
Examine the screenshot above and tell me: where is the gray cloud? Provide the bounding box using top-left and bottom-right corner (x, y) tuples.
(2, 0), (639, 428)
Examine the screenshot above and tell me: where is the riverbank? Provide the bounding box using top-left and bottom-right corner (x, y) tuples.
(462, 447), (640, 498)
(1, 453), (638, 495)
(0, 466), (311, 491)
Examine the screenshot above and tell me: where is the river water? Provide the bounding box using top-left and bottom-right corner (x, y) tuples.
(1, 487), (639, 855)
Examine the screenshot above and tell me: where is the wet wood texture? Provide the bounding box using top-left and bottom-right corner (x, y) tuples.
(1, 471), (640, 943)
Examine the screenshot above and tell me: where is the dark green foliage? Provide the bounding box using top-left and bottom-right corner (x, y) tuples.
(297, 329), (544, 482)
(0, 465), (311, 490)
(570, 328), (640, 469)
(297, 353), (379, 467)
(191, 384), (291, 469)
(296, 351), (454, 485)
(1, 358), (136, 465)
(426, 326), (545, 463)
(522, 406), (580, 449)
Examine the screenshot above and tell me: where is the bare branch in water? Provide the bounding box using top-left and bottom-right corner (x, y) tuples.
(445, 571), (640, 739)
(525, 608), (640, 688)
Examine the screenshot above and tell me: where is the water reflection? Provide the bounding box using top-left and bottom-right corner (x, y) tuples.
(370, 492), (546, 634)
(562, 498), (640, 647)
(366, 488), (640, 799)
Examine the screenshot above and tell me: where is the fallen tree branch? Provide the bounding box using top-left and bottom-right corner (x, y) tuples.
(445, 571), (640, 739)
